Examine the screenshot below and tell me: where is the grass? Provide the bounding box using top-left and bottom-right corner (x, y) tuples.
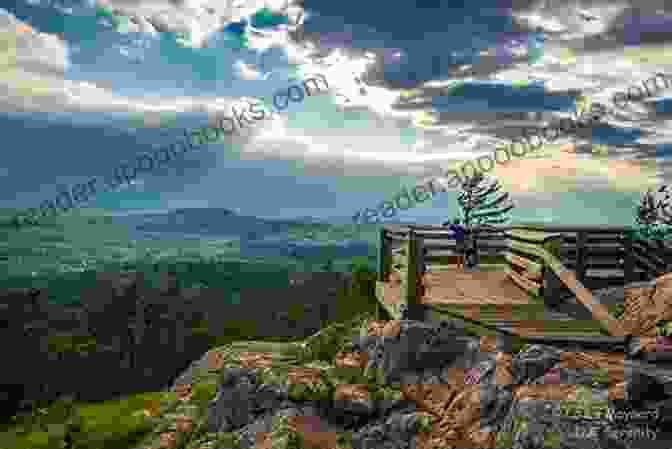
(0, 391), (170, 449)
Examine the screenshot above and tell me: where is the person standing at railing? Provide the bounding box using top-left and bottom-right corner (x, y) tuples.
(443, 219), (467, 269)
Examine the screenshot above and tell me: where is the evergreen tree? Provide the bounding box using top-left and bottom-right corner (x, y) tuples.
(632, 185), (672, 241)
(456, 173), (515, 267)
(635, 185), (672, 227)
(457, 173), (514, 227)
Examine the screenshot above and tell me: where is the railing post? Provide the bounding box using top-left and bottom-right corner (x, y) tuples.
(622, 230), (635, 283)
(543, 235), (564, 307)
(544, 235), (562, 259)
(576, 231), (587, 284)
(416, 236), (425, 299)
(403, 229), (422, 320)
(654, 239), (671, 275)
(472, 227), (480, 268)
(377, 228), (391, 282)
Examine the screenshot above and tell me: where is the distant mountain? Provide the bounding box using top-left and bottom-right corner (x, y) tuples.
(102, 208), (376, 259)
(106, 207), (292, 239)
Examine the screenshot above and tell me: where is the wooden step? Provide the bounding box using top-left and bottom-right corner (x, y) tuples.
(505, 265), (542, 296)
(505, 253), (543, 277)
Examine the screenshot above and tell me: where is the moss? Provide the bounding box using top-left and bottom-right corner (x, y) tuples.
(512, 415), (529, 433)
(510, 338), (528, 354)
(279, 342), (307, 361)
(543, 430), (563, 448)
(611, 303), (625, 320)
(495, 430), (514, 449)
(300, 313), (373, 363)
(190, 380), (218, 406)
(374, 386), (403, 403)
(415, 414), (434, 433)
(214, 432), (241, 449)
(656, 320), (672, 337)
(185, 431), (228, 449)
(270, 416), (305, 449)
(327, 365), (369, 385)
(336, 431), (353, 448)
(193, 432), (240, 449)
(590, 368), (610, 387)
(292, 376), (333, 402)
(254, 364), (335, 402)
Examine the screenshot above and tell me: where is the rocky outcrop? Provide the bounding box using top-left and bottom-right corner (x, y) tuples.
(618, 273), (672, 336)
(590, 273), (672, 354)
(133, 315), (672, 449)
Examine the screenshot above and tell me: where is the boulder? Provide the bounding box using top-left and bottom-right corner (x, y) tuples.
(206, 367), (259, 433)
(511, 344), (562, 384)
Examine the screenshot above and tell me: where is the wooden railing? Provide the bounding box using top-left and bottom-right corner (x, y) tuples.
(507, 224), (672, 290)
(377, 224), (672, 335)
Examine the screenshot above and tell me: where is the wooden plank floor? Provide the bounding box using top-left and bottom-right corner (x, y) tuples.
(380, 266), (608, 337)
(422, 267), (532, 305)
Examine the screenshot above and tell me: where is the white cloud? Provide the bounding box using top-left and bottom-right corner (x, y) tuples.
(234, 61), (262, 80)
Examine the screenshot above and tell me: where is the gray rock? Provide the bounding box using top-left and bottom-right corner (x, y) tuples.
(465, 358), (497, 385)
(333, 394), (376, 416)
(511, 344), (563, 384)
(419, 369), (443, 384)
(236, 415), (274, 449)
(252, 384), (285, 413)
(360, 327), (481, 383)
(444, 337), (481, 369)
(478, 385), (513, 427)
(532, 367), (604, 386)
(352, 335), (379, 352)
(625, 372), (667, 408)
(206, 368), (259, 432)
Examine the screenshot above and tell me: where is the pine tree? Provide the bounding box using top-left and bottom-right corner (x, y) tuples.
(632, 184), (672, 241)
(635, 185), (672, 227)
(457, 173), (515, 228)
(456, 173), (515, 267)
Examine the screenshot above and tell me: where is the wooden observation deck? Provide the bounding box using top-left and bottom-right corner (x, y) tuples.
(375, 224), (672, 339)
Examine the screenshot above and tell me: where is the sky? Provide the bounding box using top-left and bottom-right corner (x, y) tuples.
(0, 0), (671, 225)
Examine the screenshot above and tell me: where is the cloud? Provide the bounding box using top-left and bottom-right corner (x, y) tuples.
(234, 60), (262, 80)
(0, 10), (255, 126)
(0, 12), (72, 108)
(446, 142), (661, 194)
(0, 10), (69, 74)
(97, 0), (282, 47)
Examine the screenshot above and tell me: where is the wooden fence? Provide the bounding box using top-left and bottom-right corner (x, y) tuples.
(377, 224), (672, 335)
